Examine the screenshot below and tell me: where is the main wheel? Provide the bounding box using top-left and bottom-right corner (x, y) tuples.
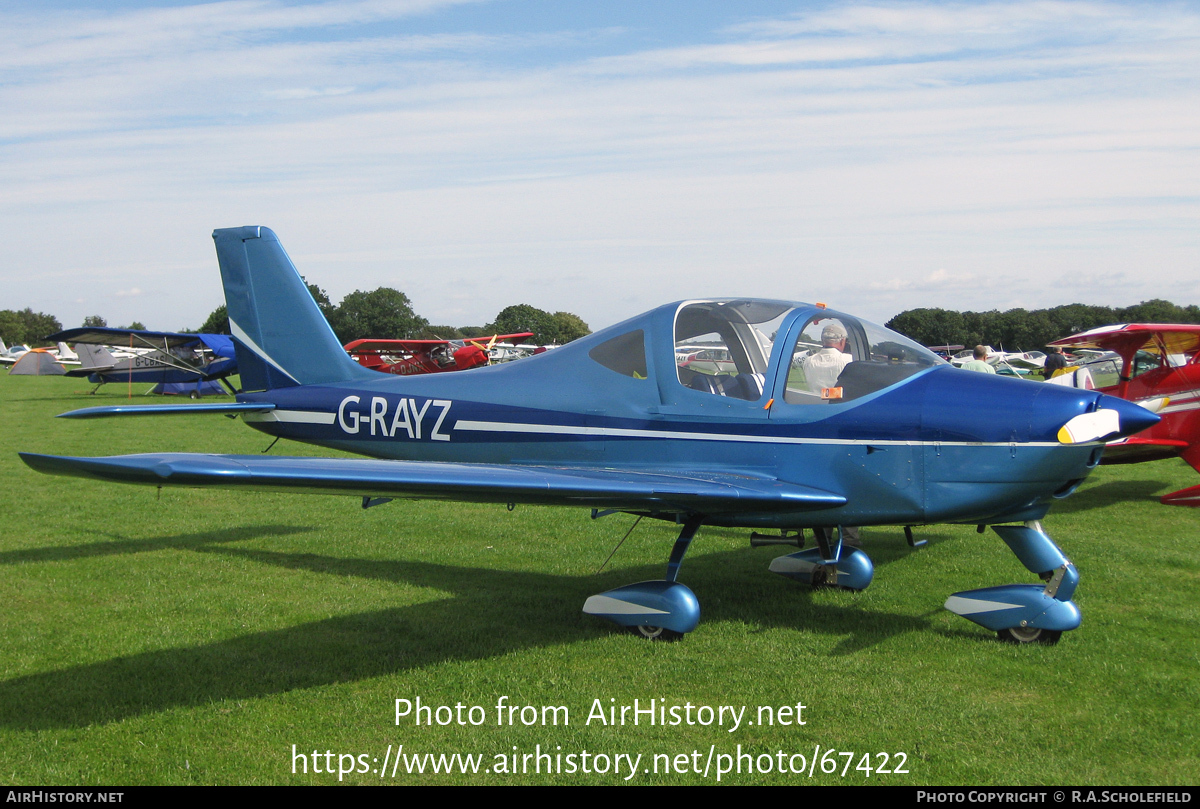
(631, 625), (682, 641)
(997, 626), (1062, 645)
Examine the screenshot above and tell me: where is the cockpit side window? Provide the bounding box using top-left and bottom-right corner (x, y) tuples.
(784, 316), (857, 404)
(674, 301), (793, 402)
(784, 314), (942, 405)
(588, 330), (647, 379)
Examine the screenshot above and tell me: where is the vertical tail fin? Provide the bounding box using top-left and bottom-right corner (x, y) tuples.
(212, 227), (373, 391)
(77, 343), (116, 370)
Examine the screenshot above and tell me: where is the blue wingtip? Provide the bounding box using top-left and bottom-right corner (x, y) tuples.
(56, 403), (275, 419)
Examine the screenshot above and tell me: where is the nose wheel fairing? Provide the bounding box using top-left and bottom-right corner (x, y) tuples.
(944, 521), (1082, 638)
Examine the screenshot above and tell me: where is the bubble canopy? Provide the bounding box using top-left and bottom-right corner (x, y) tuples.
(662, 299), (945, 404)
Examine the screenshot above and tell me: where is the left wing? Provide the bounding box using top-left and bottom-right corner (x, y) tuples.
(19, 453), (845, 514)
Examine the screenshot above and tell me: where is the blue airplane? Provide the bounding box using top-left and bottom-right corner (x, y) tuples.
(21, 227), (1159, 644)
(51, 327), (238, 393)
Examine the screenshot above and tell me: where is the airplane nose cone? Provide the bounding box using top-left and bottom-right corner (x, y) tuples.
(1056, 393), (1160, 444)
(1101, 394), (1160, 439)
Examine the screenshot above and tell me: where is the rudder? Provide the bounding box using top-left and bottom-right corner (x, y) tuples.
(212, 226), (373, 391)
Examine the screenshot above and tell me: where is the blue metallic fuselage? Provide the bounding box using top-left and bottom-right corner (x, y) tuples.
(235, 301), (1108, 530)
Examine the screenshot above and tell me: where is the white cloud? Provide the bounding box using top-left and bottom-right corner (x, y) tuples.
(1, 1), (1197, 331)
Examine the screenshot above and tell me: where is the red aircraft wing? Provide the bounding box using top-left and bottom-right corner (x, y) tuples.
(1053, 325), (1200, 506)
(344, 333), (536, 376)
(1050, 324), (1200, 359)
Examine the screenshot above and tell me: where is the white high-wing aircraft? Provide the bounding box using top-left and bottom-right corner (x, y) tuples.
(0, 339), (32, 365)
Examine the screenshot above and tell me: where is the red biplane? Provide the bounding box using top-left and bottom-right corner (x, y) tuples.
(1050, 324), (1200, 506)
(344, 333), (535, 376)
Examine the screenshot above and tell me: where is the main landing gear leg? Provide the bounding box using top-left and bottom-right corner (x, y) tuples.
(582, 515), (703, 640)
(767, 525), (875, 591)
(943, 520), (1080, 644)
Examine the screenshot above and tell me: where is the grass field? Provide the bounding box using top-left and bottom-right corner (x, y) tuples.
(1, 373), (1197, 785)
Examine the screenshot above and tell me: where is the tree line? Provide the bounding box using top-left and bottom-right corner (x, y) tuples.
(197, 282), (591, 346)
(3, 283), (591, 349)
(885, 299), (1200, 351)
(0, 309), (62, 347)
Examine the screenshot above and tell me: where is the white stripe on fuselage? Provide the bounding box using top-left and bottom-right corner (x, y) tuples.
(452, 419), (1064, 448)
(245, 409), (336, 424)
(247, 404), (1082, 449)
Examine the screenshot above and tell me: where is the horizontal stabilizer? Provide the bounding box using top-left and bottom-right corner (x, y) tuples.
(57, 403), (276, 419)
(19, 453), (845, 514)
(1160, 484), (1200, 507)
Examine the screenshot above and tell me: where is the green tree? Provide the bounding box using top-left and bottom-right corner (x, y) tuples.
(303, 279), (338, 326)
(82, 315), (107, 328)
(0, 310), (26, 345)
(1045, 304), (1116, 339)
(334, 287), (428, 343)
(889, 299), (1200, 352)
(125, 321), (146, 331)
(489, 304), (590, 345)
(199, 305), (230, 334)
(416, 325), (465, 339)
(1119, 299), (1194, 323)
(886, 308), (966, 347)
(488, 304), (557, 344)
(549, 311), (591, 343)
(15, 309), (62, 346)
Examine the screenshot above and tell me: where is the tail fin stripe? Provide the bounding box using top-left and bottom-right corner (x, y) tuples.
(229, 318), (300, 385)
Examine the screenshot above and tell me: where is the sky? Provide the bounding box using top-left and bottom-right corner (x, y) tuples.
(1, 0), (1197, 334)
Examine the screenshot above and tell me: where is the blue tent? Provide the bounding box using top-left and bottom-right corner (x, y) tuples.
(150, 379), (228, 398)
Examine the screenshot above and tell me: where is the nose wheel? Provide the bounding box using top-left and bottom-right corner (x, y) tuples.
(631, 625), (682, 641)
(998, 627), (1062, 645)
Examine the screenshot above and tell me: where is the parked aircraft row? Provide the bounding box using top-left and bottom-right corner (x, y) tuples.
(948, 346), (1047, 375)
(1, 339), (79, 368)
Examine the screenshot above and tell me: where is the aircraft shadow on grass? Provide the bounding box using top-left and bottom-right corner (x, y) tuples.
(1049, 480), (1173, 514)
(0, 525), (314, 566)
(0, 533), (942, 730)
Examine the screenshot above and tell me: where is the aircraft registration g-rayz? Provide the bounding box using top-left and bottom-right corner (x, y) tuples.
(20, 227), (1159, 644)
(1050, 324), (1200, 507)
(345, 332), (534, 376)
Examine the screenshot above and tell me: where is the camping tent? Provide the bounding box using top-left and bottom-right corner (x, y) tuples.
(9, 349), (66, 376)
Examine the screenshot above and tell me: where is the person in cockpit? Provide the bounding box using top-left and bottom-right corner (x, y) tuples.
(801, 321), (852, 393)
